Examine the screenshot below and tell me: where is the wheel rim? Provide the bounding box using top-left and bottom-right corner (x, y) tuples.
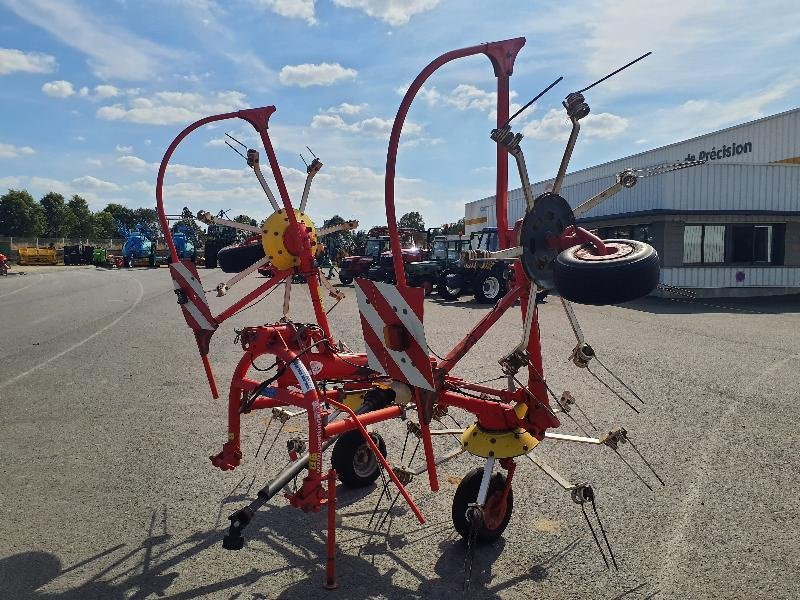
(352, 442), (377, 478)
(483, 489), (509, 531)
(482, 276), (501, 299)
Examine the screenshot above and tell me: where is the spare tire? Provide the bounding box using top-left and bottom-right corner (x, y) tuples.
(217, 242), (266, 273)
(554, 238), (659, 305)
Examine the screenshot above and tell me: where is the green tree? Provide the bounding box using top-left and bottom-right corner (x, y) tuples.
(321, 214), (354, 258)
(68, 195), (94, 238)
(0, 189), (46, 236)
(103, 203), (136, 230)
(442, 218), (465, 235)
(91, 211), (118, 239)
(132, 207), (159, 233)
(233, 214), (257, 242)
(352, 229), (369, 254)
(40, 192), (77, 238)
(399, 211), (425, 231)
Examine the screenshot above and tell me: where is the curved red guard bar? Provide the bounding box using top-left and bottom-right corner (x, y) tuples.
(383, 37), (525, 285)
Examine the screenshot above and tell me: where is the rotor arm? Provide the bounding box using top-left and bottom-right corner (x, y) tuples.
(246, 149), (282, 213)
(299, 157), (323, 214)
(572, 170), (637, 218)
(196, 210), (262, 234)
(491, 125), (536, 211)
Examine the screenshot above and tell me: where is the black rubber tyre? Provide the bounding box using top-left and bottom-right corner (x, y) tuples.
(437, 270), (463, 301)
(148, 254), (156, 268)
(338, 270), (354, 285)
(535, 289), (549, 304)
(217, 242), (265, 274)
(331, 430), (387, 488)
(474, 271), (506, 304)
(554, 238), (659, 306)
(452, 467), (513, 543)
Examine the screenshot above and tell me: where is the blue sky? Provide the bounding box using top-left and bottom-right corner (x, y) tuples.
(1, 0), (798, 230)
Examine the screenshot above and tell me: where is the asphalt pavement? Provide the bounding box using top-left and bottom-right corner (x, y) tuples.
(1, 266), (798, 599)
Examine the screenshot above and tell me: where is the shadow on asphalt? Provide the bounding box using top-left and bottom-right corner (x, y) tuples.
(619, 294), (800, 315)
(1, 490), (582, 600)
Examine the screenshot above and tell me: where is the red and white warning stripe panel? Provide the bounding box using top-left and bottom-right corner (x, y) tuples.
(354, 279), (435, 391)
(169, 261), (218, 333)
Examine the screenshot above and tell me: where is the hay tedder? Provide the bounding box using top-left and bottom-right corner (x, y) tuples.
(157, 38), (702, 592)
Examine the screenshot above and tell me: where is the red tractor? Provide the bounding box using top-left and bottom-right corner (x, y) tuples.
(337, 226), (419, 285)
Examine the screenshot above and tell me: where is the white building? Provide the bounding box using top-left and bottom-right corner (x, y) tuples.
(465, 108), (800, 297)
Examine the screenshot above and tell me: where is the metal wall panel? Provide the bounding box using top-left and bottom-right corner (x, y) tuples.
(467, 163), (800, 225)
(466, 107), (800, 224)
(660, 267), (800, 288)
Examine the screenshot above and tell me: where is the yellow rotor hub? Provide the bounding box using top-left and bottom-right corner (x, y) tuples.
(460, 423), (540, 458)
(261, 209), (317, 271)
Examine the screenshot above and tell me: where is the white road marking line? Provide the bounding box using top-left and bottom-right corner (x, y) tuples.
(0, 274), (145, 390)
(0, 273), (44, 298)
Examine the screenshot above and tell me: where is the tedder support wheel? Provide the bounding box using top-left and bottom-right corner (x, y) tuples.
(437, 270), (462, 301)
(217, 243), (266, 274)
(475, 271), (506, 304)
(452, 467), (513, 543)
(554, 238), (659, 306)
(331, 430), (387, 488)
(338, 271), (354, 285)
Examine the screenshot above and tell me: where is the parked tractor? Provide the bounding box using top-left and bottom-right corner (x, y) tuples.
(172, 222), (198, 263)
(337, 227), (391, 285)
(404, 231), (466, 295)
(436, 227), (510, 303)
(116, 219), (158, 268)
(203, 210), (238, 269)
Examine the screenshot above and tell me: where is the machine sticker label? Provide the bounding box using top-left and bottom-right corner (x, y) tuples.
(309, 360), (324, 375)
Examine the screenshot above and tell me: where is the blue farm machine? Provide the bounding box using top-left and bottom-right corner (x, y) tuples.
(116, 219), (158, 268)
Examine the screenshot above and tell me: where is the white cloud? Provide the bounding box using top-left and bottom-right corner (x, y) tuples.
(87, 158), (102, 167)
(0, 142), (35, 158)
(3, 0), (178, 80)
(42, 80), (75, 98)
(522, 108), (629, 141)
(0, 176), (23, 188)
(311, 113), (421, 138)
(658, 80), (798, 134)
(326, 102), (367, 115)
(94, 84), (119, 99)
(72, 175), (120, 191)
(332, 0), (439, 26)
(256, 0), (316, 24)
(97, 90), (249, 125)
(279, 62), (357, 87)
(0, 47), (56, 75)
(116, 155), (154, 171)
(115, 144), (133, 153)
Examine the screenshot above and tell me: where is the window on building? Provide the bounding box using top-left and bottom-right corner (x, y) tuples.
(683, 225), (725, 264)
(732, 224), (774, 263)
(596, 224), (651, 243)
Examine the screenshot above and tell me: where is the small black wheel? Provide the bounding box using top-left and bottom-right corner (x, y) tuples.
(331, 430), (387, 488)
(474, 271), (506, 304)
(338, 270), (354, 285)
(217, 242), (266, 273)
(554, 238), (659, 305)
(437, 270), (463, 300)
(452, 467), (513, 543)
(535, 289), (549, 304)
(148, 254), (156, 268)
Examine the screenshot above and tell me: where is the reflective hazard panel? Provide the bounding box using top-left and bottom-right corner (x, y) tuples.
(354, 279), (435, 391)
(169, 261), (218, 333)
